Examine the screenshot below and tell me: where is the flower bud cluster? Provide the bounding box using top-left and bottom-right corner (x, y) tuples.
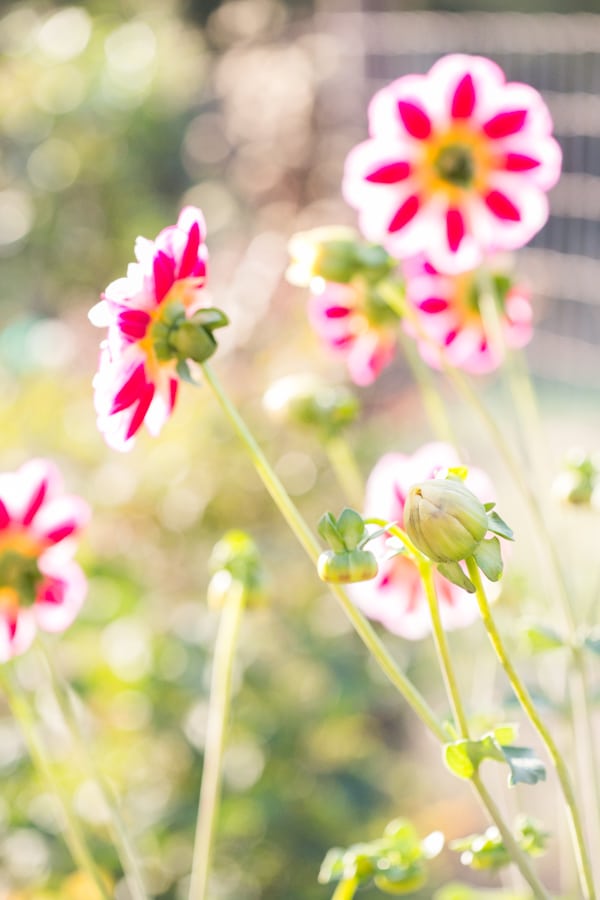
(287, 227), (394, 289)
(152, 302), (229, 376)
(207, 530), (266, 610)
(317, 508), (378, 584)
(553, 448), (600, 506)
(263, 374), (360, 438)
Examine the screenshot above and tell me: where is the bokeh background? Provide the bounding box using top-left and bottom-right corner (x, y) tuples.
(1, 0), (600, 897)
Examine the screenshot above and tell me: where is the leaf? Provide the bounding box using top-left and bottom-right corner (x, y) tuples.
(501, 745), (546, 786)
(487, 510), (514, 541)
(444, 742), (476, 779)
(318, 848), (346, 884)
(520, 622), (566, 654)
(337, 508), (366, 549)
(484, 502), (496, 511)
(473, 537), (503, 582)
(175, 358), (197, 384)
(318, 513), (345, 552)
(437, 561), (475, 593)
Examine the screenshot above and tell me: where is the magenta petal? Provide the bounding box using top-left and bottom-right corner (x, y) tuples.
(485, 189), (521, 222)
(397, 101), (432, 140)
(365, 161), (411, 184)
(110, 364), (147, 414)
(125, 383), (155, 441)
(0, 500), (10, 530)
(451, 73), (476, 119)
(169, 378), (178, 411)
(446, 207), (466, 252)
(388, 195), (421, 233)
(22, 480), (48, 527)
(419, 297), (449, 314)
(178, 221), (201, 278)
(44, 522), (78, 543)
(324, 306), (352, 318)
(153, 251), (175, 302)
(483, 109), (528, 139)
(504, 152), (541, 172)
(118, 309), (151, 341)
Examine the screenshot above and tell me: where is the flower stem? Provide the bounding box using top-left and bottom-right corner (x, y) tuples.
(0, 664), (112, 900)
(36, 641), (149, 900)
(466, 556), (596, 900)
(200, 361), (444, 742)
(188, 582), (245, 900)
(325, 434), (364, 509)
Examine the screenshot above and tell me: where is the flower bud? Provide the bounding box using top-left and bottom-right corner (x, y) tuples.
(404, 479), (488, 563)
(207, 530), (266, 609)
(151, 305), (229, 366)
(287, 227), (394, 288)
(263, 374), (360, 436)
(317, 549), (378, 584)
(553, 448), (599, 506)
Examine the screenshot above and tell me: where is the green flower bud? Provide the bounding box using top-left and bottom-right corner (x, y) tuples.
(207, 530), (266, 609)
(150, 305), (229, 367)
(263, 374), (360, 436)
(286, 227), (395, 287)
(404, 479), (488, 563)
(553, 448), (599, 506)
(317, 549), (378, 584)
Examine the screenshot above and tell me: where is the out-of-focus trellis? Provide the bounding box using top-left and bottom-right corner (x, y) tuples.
(313, 9), (600, 389)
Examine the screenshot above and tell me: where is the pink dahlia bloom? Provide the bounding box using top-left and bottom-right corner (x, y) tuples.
(308, 280), (398, 386)
(0, 459), (89, 661)
(347, 442), (496, 640)
(405, 257), (533, 374)
(343, 54), (562, 274)
(90, 207), (208, 451)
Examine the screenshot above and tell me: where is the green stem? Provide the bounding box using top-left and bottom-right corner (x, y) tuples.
(325, 434), (364, 509)
(466, 557), (596, 900)
(188, 582), (245, 900)
(201, 361), (444, 742)
(36, 641), (149, 900)
(0, 665), (112, 900)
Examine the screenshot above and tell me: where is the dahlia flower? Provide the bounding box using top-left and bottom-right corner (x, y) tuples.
(0, 459), (89, 660)
(308, 279), (399, 386)
(346, 442), (496, 640)
(90, 207), (211, 451)
(343, 54), (561, 274)
(405, 258), (532, 373)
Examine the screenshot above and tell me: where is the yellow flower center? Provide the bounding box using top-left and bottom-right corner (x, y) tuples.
(419, 124), (493, 202)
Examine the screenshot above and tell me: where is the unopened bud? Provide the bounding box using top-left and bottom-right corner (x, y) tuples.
(208, 530), (266, 609)
(287, 228), (394, 288)
(263, 374), (360, 436)
(317, 549), (378, 584)
(404, 479), (488, 563)
(553, 448), (599, 506)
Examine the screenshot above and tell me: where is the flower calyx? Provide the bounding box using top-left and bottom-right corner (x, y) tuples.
(317, 508), (378, 584)
(207, 530), (266, 610)
(403, 471), (514, 592)
(287, 227), (395, 288)
(151, 302), (229, 379)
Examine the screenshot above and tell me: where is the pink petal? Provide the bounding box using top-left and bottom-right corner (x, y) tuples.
(503, 152), (541, 172)
(22, 479), (48, 527)
(388, 195), (421, 233)
(419, 297), (449, 313)
(451, 73), (476, 119)
(446, 207), (466, 252)
(35, 560), (87, 634)
(483, 109), (528, 139)
(485, 189), (521, 222)
(117, 309), (151, 342)
(0, 500), (10, 530)
(365, 161), (411, 184)
(325, 306), (352, 318)
(178, 220), (201, 278)
(397, 100), (432, 140)
(153, 251), (175, 303)
(125, 382), (155, 441)
(110, 364), (147, 415)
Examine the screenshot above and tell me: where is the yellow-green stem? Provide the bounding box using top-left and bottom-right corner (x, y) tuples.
(325, 434), (364, 509)
(188, 582), (245, 900)
(36, 641), (149, 900)
(466, 557), (596, 900)
(201, 361), (444, 742)
(0, 665), (112, 900)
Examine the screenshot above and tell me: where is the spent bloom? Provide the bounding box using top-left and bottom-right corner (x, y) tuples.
(346, 442), (496, 640)
(343, 54), (562, 273)
(90, 207), (226, 451)
(308, 279), (399, 386)
(404, 257), (533, 373)
(0, 459), (89, 660)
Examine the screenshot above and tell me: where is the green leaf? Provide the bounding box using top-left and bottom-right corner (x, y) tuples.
(486, 510), (514, 541)
(492, 723), (518, 746)
(436, 561), (475, 593)
(318, 513), (345, 553)
(175, 358), (197, 384)
(484, 502), (496, 511)
(337, 508), (366, 549)
(520, 621), (566, 654)
(473, 537), (503, 581)
(444, 741), (476, 779)
(501, 745), (546, 786)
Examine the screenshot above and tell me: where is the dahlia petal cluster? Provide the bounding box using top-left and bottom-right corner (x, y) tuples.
(90, 207), (209, 451)
(343, 54), (562, 274)
(404, 257), (533, 373)
(308, 280), (398, 386)
(0, 459), (89, 661)
(347, 442), (496, 639)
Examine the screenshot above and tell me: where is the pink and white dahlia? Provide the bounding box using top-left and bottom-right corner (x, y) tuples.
(0, 459), (89, 660)
(347, 442), (496, 640)
(308, 279), (398, 386)
(405, 258), (533, 374)
(343, 54), (562, 274)
(90, 207), (209, 451)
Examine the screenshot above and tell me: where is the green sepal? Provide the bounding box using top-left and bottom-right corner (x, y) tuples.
(486, 510), (514, 541)
(337, 507), (367, 550)
(190, 307), (230, 331)
(484, 502), (496, 511)
(520, 621), (566, 654)
(436, 561), (475, 593)
(176, 358), (197, 384)
(473, 537), (503, 582)
(318, 512), (346, 552)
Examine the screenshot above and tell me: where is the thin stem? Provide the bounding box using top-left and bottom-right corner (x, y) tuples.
(188, 582), (245, 900)
(466, 557), (596, 900)
(201, 361), (444, 742)
(325, 434), (364, 509)
(36, 641), (149, 900)
(0, 665), (112, 900)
